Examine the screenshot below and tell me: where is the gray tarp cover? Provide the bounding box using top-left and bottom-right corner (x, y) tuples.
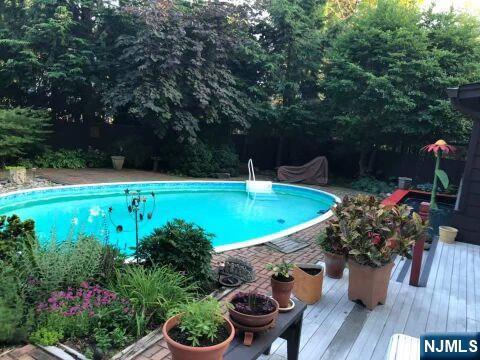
(277, 156), (328, 185)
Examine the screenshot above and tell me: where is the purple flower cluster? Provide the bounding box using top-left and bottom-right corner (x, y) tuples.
(36, 282), (130, 318)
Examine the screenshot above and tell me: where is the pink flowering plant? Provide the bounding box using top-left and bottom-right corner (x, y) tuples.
(34, 282), (133, 346)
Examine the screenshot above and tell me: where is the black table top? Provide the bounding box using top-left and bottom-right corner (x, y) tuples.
(224, 299), (307, 360)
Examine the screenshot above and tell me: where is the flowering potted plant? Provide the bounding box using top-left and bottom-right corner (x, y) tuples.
(163, 297), (235, 360)
(338, 195), (427, 310)
(421, 140), (457, 240)
(317, 222), (346, 279)
(265, 261), (294, 308)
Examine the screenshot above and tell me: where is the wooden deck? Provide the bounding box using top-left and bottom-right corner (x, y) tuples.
(261, 240), (480, 360)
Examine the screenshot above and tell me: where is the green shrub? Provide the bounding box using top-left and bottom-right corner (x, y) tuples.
(137, 219), (214, 286)
(33, 149), (87, 168)
(166, 141), (215, 177)
(112, 265), (196, 336)
(0, 263), (31, 344)
(29, 327), (64, 346)
(170, 297), (225, 347)
(29, 148), (108, 169)
(0, 214), (35, 261)
(212, 144), (240, 176)
(350, 176), (394, 195)
(165, 141), (239, 177)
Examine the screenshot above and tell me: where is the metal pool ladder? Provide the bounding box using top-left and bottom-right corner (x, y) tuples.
(246, 159), (273, 194)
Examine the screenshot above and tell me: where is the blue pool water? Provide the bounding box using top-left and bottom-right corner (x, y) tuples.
(0, 182), (337, 251)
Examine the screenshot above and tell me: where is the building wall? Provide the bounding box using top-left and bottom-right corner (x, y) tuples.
(453, 121), (480, 244)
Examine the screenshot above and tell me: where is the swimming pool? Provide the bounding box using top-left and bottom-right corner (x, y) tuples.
(0, 181), (339, 252)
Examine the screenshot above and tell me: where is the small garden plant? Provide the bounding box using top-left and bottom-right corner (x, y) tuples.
(168, 297), (227, 347)
(266, 261), (294, 281)
(230, 292), (277, 315)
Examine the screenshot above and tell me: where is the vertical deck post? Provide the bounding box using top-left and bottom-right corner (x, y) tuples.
(409, 237), (425, 286)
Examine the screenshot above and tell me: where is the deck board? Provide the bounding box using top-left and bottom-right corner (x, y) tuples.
(261, 242), (479, 360)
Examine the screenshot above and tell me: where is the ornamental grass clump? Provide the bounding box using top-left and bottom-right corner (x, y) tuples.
(335, 195), (428, 268)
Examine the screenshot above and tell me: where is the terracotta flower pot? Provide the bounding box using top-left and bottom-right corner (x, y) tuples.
(270, 276), (294, 308)
(293, 264), (324, 304)
(347, 259), (394, 310)
(228, 298), (279, 328)
(324, 251), (346, 279)
(163, 315), (235, 360)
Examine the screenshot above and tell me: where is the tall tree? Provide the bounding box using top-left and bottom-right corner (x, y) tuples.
(103, 1), (254, 142)
(251, 0), (327, 165)
(322, 0), (480, 175)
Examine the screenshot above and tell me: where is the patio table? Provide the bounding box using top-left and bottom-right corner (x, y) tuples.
(224, 298), (307, 360)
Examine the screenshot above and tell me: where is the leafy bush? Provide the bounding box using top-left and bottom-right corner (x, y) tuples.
(212, 144), (240, 176)
(29, 328), (64, 346)
(350, 176), (394, 195)
(171, 297), (225, 347)
(112, 265), (196, 336)
(0, 263), (31, 344)
(0, 214), (35, 260)
(334, 195), (428, 267)
(26, 148), (108, 169)
(137, 219), (214, 286)
(165, 141), (239, 177)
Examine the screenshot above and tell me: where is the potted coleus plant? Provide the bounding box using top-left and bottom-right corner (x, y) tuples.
(338, 195), (427, 310)
(421, 140), (457, 239)
(317, 222), (346, 279)
(266, 261), (294, 308)
(163, 297), (235, 360)
(228, 292), (279, 328)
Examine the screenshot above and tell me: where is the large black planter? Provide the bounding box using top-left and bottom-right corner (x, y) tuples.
(429, 207), (453, 238)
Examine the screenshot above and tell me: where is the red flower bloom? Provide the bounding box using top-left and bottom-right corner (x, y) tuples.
(371, 233), (381, 245)
(421, 140), (456, 156)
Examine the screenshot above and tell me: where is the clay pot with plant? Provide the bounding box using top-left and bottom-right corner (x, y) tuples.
(421, 140), (457, 239)
(228, 292), (278, 328)
(317, 223), (347, 279)
(163, 297), (235, 360)
(337, 195), (428, 310)
(266, 261), (294, 308)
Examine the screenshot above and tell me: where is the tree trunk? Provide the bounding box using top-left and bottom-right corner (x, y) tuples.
(367, 148), (377, 174)
(358, 148), (366, 177)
